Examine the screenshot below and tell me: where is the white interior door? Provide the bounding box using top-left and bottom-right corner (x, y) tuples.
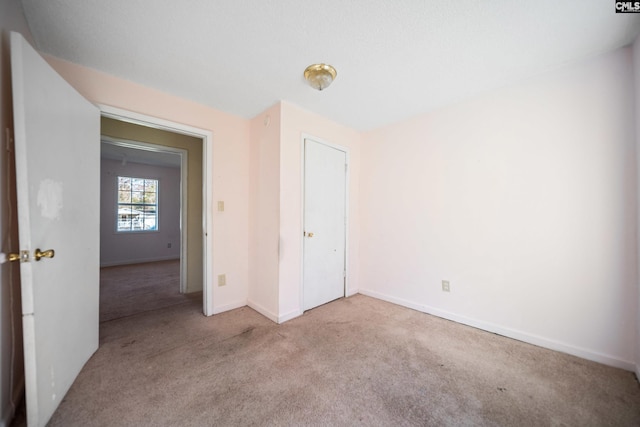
(303, 138), (347, 311)
(11, 32), (100, 426)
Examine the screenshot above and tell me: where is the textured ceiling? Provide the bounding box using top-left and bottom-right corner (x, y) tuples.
(20, 0), (640, 131)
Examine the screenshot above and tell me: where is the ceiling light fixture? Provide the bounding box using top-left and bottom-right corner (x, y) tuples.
(304, 63), (337, 91)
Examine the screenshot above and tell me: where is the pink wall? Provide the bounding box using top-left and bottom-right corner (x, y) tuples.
(248, 103), (282, 321)
(43, 55), (362, 326)
(360, 48), (637, 369)
(45, 56), (251, 315)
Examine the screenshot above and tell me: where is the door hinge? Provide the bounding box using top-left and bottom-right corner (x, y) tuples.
(345, 163), (348, 172)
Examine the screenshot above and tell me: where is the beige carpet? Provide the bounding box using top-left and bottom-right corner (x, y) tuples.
(46, 282), (640, 425)
(100, 260), (199, 322)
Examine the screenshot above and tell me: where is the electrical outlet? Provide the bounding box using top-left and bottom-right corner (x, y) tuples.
(167, 242), (172, 248)
(218, 201), (225, 212)
(442, 280), (450, 292)
(218, 274), (226, 287)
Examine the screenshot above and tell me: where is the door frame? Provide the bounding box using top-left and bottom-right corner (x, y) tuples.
(299, 134), (350, 312)
(101, 137), (189, 293)
(99, 105), (215, 316)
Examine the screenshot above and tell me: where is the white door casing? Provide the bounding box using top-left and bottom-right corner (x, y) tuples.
(11, 32), (100, 426)
(303, 138), (347, 311)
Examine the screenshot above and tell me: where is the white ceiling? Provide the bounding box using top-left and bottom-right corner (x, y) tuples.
(20, 0), (640, 131)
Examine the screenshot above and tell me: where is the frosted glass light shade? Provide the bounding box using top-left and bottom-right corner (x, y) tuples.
(304, 64), (337, 91)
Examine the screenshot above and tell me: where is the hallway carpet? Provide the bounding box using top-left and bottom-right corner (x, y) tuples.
(49, 292), (640, 425)
(99, 260), (199, 322)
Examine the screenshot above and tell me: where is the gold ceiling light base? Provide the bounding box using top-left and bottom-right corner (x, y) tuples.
(304, 63), (337, 91)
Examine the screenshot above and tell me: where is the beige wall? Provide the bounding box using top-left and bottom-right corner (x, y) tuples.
(101, 117), (203, 292)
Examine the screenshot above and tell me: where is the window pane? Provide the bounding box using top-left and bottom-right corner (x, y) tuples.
(131, 191), (143, 204)
(117, 205), (141, 231)
(118, 190), (131, 203)
(118, 177), (131, 191)
(141, 206), (157, 230)
(143, 192), (156, 204)
(132, 178), (144, 192)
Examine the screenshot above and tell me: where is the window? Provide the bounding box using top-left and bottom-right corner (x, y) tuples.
(117, 176), (158, 232)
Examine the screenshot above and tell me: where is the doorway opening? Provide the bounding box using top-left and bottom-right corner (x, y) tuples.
(99, 107), (214, 317)
(100, 137), (192, 321)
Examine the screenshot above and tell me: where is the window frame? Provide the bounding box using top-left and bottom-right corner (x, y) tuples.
(116, 175), (160, 233)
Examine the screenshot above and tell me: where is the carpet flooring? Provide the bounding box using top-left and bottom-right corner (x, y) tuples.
(100, 260), (199, 322)
(44, 263), (640, 426)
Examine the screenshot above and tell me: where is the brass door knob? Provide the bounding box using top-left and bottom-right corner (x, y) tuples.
(34, 248), (55, 261)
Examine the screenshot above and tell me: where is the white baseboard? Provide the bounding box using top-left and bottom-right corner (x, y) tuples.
(346, 288), (359, 297)
(278, 309), (302, 324)
(359, 288), (635, 371)
(212, 300), (247, 315)
(247, 300), (279, 323)
(245, 301), (301, 324)
(359, 289), (424, 312)
(100, 255), (180, 268)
